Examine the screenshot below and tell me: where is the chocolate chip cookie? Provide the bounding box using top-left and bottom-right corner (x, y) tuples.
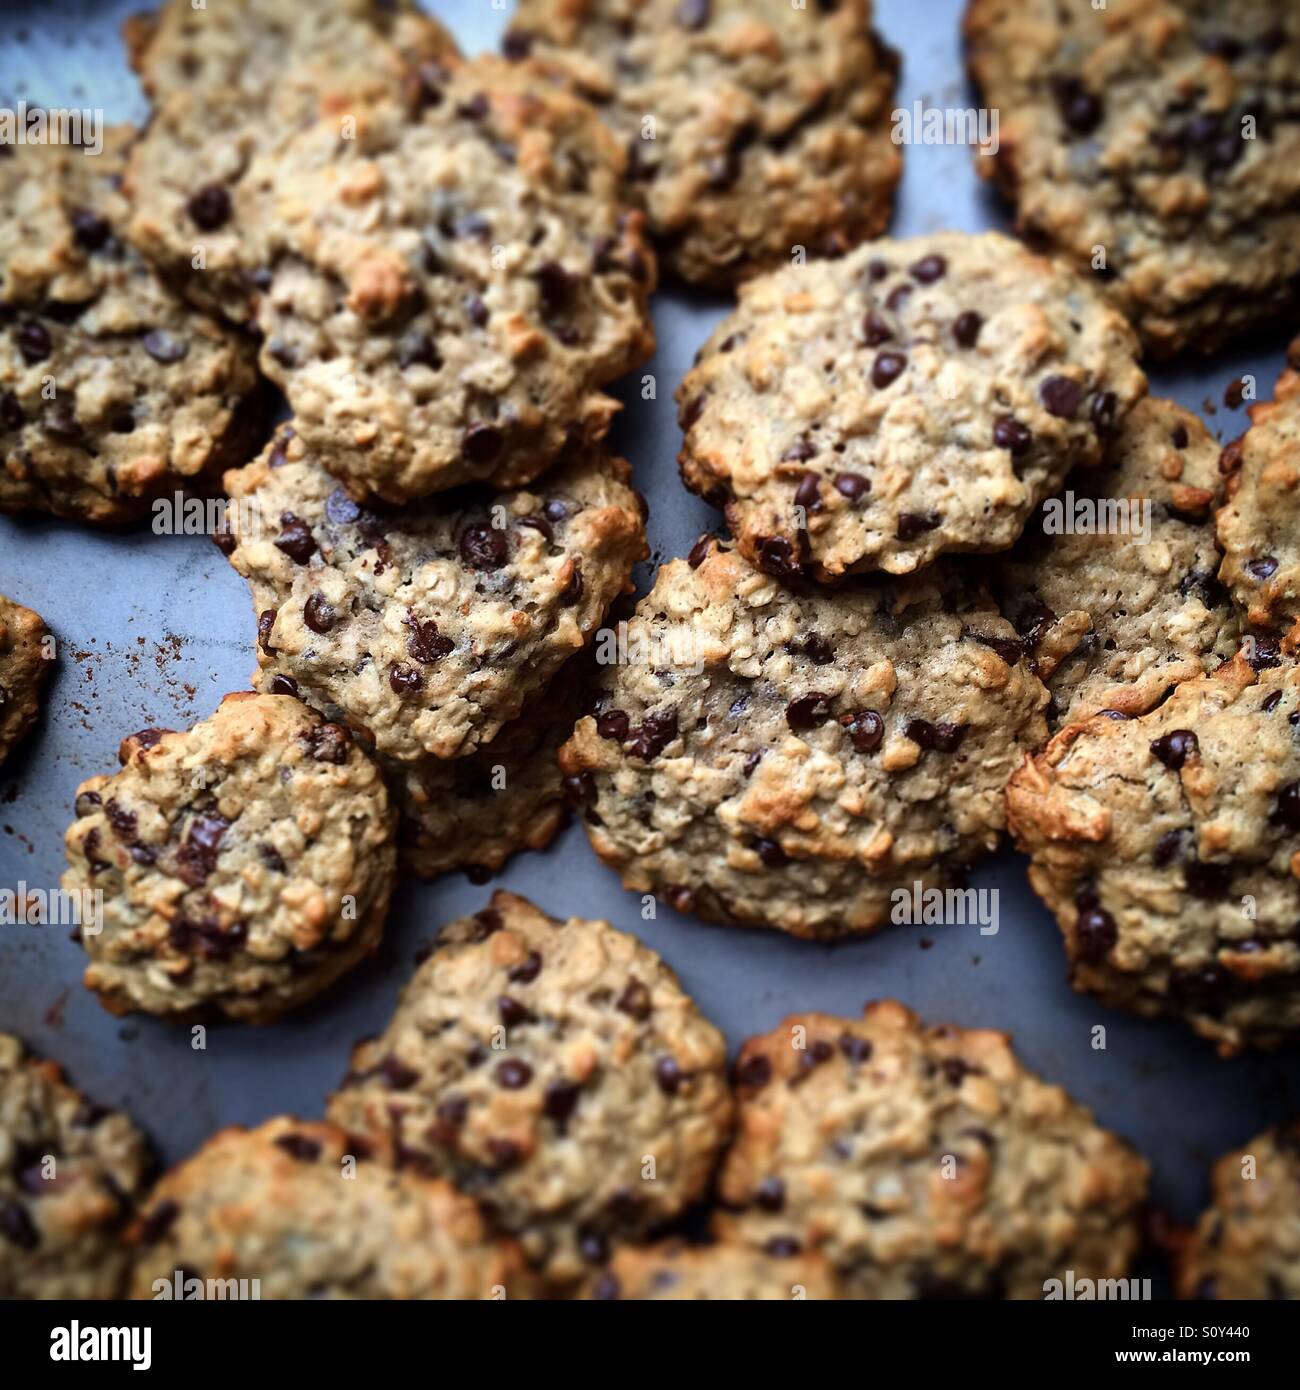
(998, 397), (1240, 729)
(1217, 351), (1300, 633)
(558, 539), (1048, 939)
(585, 1240), (840, 1300)
(221, 426), (646, 762)
(388, 660), (588, 881)
(965, 0), (1300, 359)
(63, 692), (397, 1024)
(504, 0), (901, 288)
(0, 595), (51, 770)
(237, 54), (656, 502)
(677, 232), (1146, 580)
(326, 891), (733, 1289)
(1007, 653), (1300, 1055)
(1177, 1122), (1300, 1299)
(0, 129), (262, 525)
(123, 0), (460, 324)
(715, 1001), (1149, 1299)
(128, 1117), (528, 1299)
(0, 1033), (155, 1300)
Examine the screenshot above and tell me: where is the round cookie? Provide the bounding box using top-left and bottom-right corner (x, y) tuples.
(0, 129), (263, 525)
(558, 539), (1049, 939)
(128, 1117), (527, 1299)
(0, 1033), (155, 1300)
(221, 426), (647, 762)
(1177, 1123), (1300, 1299)
(123, 0), (460, 324)
(1217, 351), (1300, 632)
(998, 396), (1240, 730)
(326, 891), (733, 1289)
(1006, 653), (1300, 1055)
(504, 0), (901, 288)
(715, 1001), (1149, 1299)
(237, 54), (656, 502)
(677, 231), (1146, 580)
(0, 595), (51, 770)
(965, 0), (1300, 359)
(584, 1240), (840, 1300)
(387, 660), (588, 880)
(63, 692), (397, 1024)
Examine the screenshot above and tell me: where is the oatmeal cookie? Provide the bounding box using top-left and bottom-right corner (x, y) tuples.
(0, 129), (262, 525)
(0, 1033), (155, 1300)
(128, 1117), (527, 1299)
(677, 232), (1146, 580)
(1007, 653), (1300, 1054)
(505, 0), (901, 287)
(558, 539), (1049, 939)
(0, 594), (51, 769)
(584, 1240), (840, 1300)
(1216, 351), (1300, 632)
(326, 891), (733, 1289)
(123, 0), (460, 324)
(1177, 1122), (1300, 1299)
(221, 426), (646, 762)
(63, 691), (397, 1024)
(715, 1001), (1149, 1299)
(998, 396), (1240, 729)
(965, 0), (1300, 358)
(238, 55), (656, 502)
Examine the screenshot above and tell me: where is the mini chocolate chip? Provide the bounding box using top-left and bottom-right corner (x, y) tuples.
(839, 1033), (872, 1063)
(459, 521), (508, 570)
(655, 1057), (683, 1095)
(871, 351), (907, 389)
(626, 709), (678, 761)
(1090, 391), (1118, 434)
(597, 709), (631, 741)
(71, 208), (111, 250)
(0, 1200), (38, 1250)
(137, 1199), (179, 1246)
(141, 330), (188, 364)
(498, 996), (532, 1027)
(44, 403), (82, 441)
(909, 254), (946, 283)
(905, 719), (966, 753)
(389, 665), (424, 695)
(16, 321), (51, 364)
(1246, 557), (1279, 580)
(885, 284), (912, 311)
(1185, 860), (1233, 900)
(786, 693), (832, 732)
(187, 183), (231, 230)
(752, 836), (788, 868)
(896, 511), (941, 542)
(407, 618), (453, 665)
(834, 471), (871, 501)
(1150, 730), (1198, 769)
(993, 416), (1033, 455)
(397, 330), (441, 370)
(617, 979), (652, 1020)
(508, 951), (542, 985)
(0, 389), (23, 431)
(175, 813), (230, 887)
(463, 424), (503, 466)
(544, 1080), (581, 1129)
(274, 1133), (322, 1162)
(966, 630), (1023, 664)
(561, 561), (584, 605)
(1273, 782), (1300, 829)
(687, 535), (713, 568)
(841, 709), (884, 753)
(862, 310), (893, 346)
(502, 29), (533, 60)
(1040, 375), (1083, 418)
(1052, 76), (1103, 135)
(953, 310), (983, 347)
(274, 513), (316, 563)
(303, 592), (337, 634)
(1171, 424), (1189, 449)
(1075, 907), (1117, 962)
(495, 1059), (533, 1090)
(765, 1237), (801, 1257)
(308, 723), (350, 764)
(456, 93), (490, 121)
(755, 1177), (786, 1212)
(1153, 830), (1184, 867)
(734, 1053), (772, 1089)
(754, 535), (801, 577)
(675, 0), (710, 29)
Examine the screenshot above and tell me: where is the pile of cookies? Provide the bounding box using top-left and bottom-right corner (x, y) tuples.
(3, 0), (1300, 1300)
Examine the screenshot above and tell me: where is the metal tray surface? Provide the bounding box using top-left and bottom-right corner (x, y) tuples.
(1, 0), (1297, 1229)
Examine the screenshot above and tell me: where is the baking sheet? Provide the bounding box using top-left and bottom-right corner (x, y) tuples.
(1, 0), (1297, 1238)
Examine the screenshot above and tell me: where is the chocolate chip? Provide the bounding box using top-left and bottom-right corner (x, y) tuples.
(896, 511), (941, 541)
(1185, 861), (1233, 900)
(456, 93), (490, 122)
(871, 350), (907, 389)
(754, 535), (801, 577)
(862, 310), (893, 346)
(1075, 906), (1117, 962)
(1052, 76), (1103, 135)
(734, 1054), (771, 1089)
(0, 1200), (38, 1250)
(626, 709), (678, 760)
(755, 1177), (786, 1212)
(303, 592), (337, 634)
(274, 513), (316, 563)
(563, 772), (595, 806)
(966, 630), (1022, 664)
(141, 330), (187, 364)
(841, 709), (884, 753)
(905, 719), (966, 752)
(953, 311), (982, 347)
(1153, 830), (1184, 867)
(1245, 636), (1281, 671)
(752, 836), (788, 868)
(839, 1033), (872, 1063)
(786, 693), (832, 732)
(1273, 783), (1300, 829)
(0, 389), (23, 432)
(687, 535), (713, 568)
(187, 183), (231, 230)
(389, 665), (423, 695)
(465, 295), (489, 327)
(909, 254), (946, 283)
(834, 471), (871, 501)
(274, 1134), (322, 1162)
(1090, 391), (1118, 435)
(105, 799), (137, 843)
(1150, 730), (1198, 769)
(597, 709), (630, 742)
(307, 723), (350, 764)
(71, 208), (111, 250)
(44, 403), (82, 441)
(495, 1059), (532, 1090)
(258, 843), (287, 872)
(1246, 557), (1279, 580)
(16, 321), (50, 364)
(675, 0), (710, 29)
(508, 951), (543, 985)
(544, 1080), (581, 1129)
(498, 995), (532, 1027)
(463, 424), (504, 466)
(502, 28), (533, 60)
(459, 521), (508, 570)
(765, 1237), (801, 1257)
(617, 979), (652, 1020)
(175, 813), (230, 887)
(655, 1057), (683, 1095)
(1040, 375), (1083, 418)
(885, 284), (912, 312)
(397, 330), (441, 371)
(993, 416), (1032, 455)
(137, 1199), (179, 1247)
(1171, 424), (1189, 449)
(561, 561), (584, 605)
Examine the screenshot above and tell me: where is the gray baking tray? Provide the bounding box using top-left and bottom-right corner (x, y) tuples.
(1, 0), (1297, 1239)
